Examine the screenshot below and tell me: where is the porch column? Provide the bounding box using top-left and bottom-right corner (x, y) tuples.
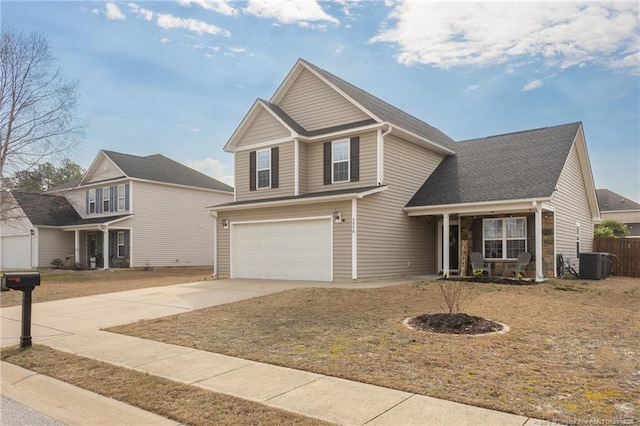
(535, 204), (543, 281)
(443, 214), (450, 277)
(74, 230), (80, 264)
(102, 227), (109, 270)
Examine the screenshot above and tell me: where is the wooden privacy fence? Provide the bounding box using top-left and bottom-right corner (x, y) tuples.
(593, 237), (640, 277)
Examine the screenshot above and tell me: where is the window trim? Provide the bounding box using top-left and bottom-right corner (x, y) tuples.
(117, 184), (126, 211)
(102, 187), (110, 212)
(482, 217), (527, 260)
(117, 231), (126, 258)
(575, 222), (580, 255)
(256, 148), (271, 190)
(88, 190), (96, 214)
(332, 139), (350, 183)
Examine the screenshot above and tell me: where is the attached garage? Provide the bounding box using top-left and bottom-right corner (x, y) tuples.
(1, 235), (31, 269)
(231, 218), (332, 281)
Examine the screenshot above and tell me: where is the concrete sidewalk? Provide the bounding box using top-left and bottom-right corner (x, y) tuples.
(1, 278), (542, 425)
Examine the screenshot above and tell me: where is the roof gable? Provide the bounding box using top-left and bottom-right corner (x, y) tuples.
(407, 122), (583, 207)
(596, 188), (640, 212)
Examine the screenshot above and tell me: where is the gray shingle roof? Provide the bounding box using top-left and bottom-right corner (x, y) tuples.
(97, 151), (233, 192)
(596, 188), (640, 211)
(11, 192), (81, 226)
(406, 122), (582, 207)
(299, 59), (456, 151)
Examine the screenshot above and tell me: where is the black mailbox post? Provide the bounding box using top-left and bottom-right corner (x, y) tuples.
(2, 272), (40, 348)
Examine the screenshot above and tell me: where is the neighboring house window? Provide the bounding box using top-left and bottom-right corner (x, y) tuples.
(88, 190), (96, 214)
(324, 137), (359, 185)
(575, 222), (580, 255)
(118, 185), (126, 211)
(102, 188), (110, 212)
(249, 147), (279, 191)
(332, 139), (350, 183)
(256, 149), (271, 189)
(117, 231), (126, 257)
(483, 217), (527, 259)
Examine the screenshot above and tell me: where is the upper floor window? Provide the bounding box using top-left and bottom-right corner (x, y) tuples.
(102, 188), (110, 212)
(88, 190), (96, 214)
(118, 185), (126, 211)
(332, 139), (350, 183)
(256, 149), (271, 189)
(483, 217), (526, 260)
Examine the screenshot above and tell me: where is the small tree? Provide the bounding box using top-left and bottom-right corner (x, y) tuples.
(438, 282), (467, 314)
(595, 220), (629, 238)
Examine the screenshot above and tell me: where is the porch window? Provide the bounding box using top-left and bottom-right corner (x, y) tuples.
(483, 217), (526, 260)
(332, 139), (349, 183)
(88, 190), (96, 214)
(102, 188), (110, 212)
(118, 185), (126, 211)
(256, 149), (271, 189)
(117, 231), (126, 257)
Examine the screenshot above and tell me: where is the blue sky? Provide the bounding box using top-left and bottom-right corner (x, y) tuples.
(3, 1), (639, 201)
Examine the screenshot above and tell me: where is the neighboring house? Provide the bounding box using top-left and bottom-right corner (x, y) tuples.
(596, 188), (640, 237)
(208, 58), (600, 282)
(1, 151), (233, 269)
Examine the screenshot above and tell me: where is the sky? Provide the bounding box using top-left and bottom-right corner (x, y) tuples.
(2, 0), (639, 201)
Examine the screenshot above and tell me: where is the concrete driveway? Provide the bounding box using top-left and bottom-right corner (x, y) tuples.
(0, 278), (410, 348)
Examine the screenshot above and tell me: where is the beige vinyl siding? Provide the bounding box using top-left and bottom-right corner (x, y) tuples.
(278, 68), (370, 132)
(357, 135), (445, 278)
(235, 141), (295, 201)
(216, 200), (352, 279)
(63, 185), (131, 219)
(128, 181), (232, 267)
(551, 139), (594, 269)
(236, 108), (291, 148)
(37, 228), (74, 267)
(306, 131), (377, 193)
(298, 141), (307, 194)
(85, 156), (123, 183)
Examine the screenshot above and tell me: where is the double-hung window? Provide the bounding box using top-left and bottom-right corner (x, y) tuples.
(256, 149), (271, 189)
(102, 188), (110, 212)
(117, 231), (126, 257)
(483, 217), (526, 259)
(88, 190), (96, 214)
(332, 139), (350, 183)
(117, 185), (126, 211)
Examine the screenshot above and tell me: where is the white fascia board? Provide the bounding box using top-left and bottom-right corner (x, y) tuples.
(404, 197), (553, 216)
(61, 215), (134, 231)
(298, 123), (385, 143)
(389, 126), (455, 156)
(209, 186), (387, 213)
(233, 137), (295, 153)
(574, 125), (601, 220)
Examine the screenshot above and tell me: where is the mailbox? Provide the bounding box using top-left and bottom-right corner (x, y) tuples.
(2, 272), (41, 289)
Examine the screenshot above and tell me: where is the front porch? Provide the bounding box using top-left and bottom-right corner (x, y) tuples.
(62, 216), (132, 269)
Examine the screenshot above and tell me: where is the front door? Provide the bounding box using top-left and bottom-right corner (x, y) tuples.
(439, 224), (460, 272)
(87, 232), (103, 268)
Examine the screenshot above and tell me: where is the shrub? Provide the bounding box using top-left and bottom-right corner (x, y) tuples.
(50, 258), (65, 269)
(438, 282), (468, 314)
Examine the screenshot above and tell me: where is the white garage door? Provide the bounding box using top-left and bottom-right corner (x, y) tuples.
(232, 219), (331, 281)
(1, 235), (31, 269)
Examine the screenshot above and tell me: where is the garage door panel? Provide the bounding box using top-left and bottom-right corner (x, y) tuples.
(1, 235), (31, 269)
(232, 219), (331, 281)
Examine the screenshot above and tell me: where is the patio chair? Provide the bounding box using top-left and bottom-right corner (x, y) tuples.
(469, 252), (491, 276)
(504, 252), (532, 277)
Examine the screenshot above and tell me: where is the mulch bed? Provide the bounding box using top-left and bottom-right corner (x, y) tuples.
(408, 313), (504, 335)
(442, 276), (538, 285)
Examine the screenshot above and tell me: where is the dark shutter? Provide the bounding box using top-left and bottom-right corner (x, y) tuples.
(110, 186), (116, 212)
(473, 218), (483, 255)
(527, 214), (536, 260)
(124, 184), (130, 211)
(350, 137), (359, 182)
(86, 191), (89, 215)
(271, 147), (279, 189)
(323, 142), (332, 185)
(97, 189), (103, 214)
(249, 151), (256, 191)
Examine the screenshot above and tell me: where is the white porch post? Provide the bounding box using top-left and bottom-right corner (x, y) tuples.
(102, 227), (109, 270)
(535, 203), (543, 281)
(443, 214), (450, 277)
(74, 230), (80, 264)
(352, 198), (357, 280)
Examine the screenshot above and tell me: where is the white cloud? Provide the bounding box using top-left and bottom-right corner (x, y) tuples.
(466, 84), (481, 92)
(128, 3), (154, 21)
(244, 0), (339, 27)
(160, 37), (170, 45)
(188, 158), (234, 186)
(371, 1), (640, 74)
(179, 124), (201, 132)
(177, 0), (238, 16)
(156, 13), (231, 37)
(105, 2), (126, 20)
(522, 79), (543, 92)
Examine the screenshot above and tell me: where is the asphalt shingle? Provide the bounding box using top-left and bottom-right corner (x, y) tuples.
(11, 192), (81, 226)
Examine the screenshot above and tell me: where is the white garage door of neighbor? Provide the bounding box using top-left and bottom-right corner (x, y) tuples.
(232, 219), (331, 281)
(1, 235), (31, 269)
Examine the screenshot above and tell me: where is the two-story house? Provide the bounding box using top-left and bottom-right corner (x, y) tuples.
(595, 188), (640, 237)
(1, 150), (233, 269)
(208, 58), (599, 282)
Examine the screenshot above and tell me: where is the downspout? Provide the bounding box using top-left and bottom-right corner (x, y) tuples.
(209, 210), (218, 278)
(377, 125), (392, 185)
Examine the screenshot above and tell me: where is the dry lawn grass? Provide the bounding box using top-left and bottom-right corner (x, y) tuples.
(110, 277), (640, 424)
(1, 267), (213, 308)
(0, 345), (332, 426)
